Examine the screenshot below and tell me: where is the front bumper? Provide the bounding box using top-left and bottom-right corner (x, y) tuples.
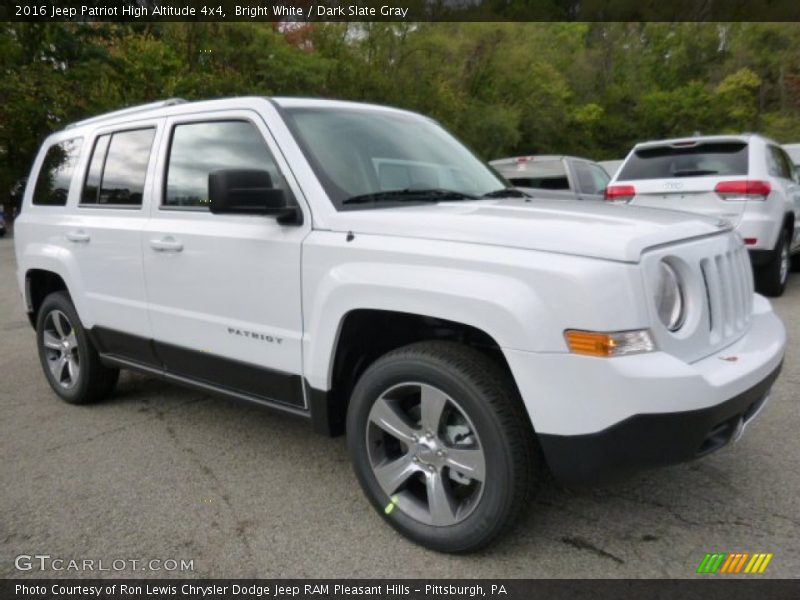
(537, 362), (781, 485)
(503, 295), (786, 485)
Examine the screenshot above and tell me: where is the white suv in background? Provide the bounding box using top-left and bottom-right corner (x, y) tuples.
(607, 135), (800, 296)
(14, 99), (786, 552)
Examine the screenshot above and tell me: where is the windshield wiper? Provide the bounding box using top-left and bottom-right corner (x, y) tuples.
(481, 187), (530, 198)
(671, 169), (719, 177)
(342, 188), (478, 205)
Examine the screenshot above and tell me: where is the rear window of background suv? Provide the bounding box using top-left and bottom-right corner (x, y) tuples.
(617, 142), (748, 181)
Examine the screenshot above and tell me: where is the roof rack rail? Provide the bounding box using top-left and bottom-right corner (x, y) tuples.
(65, 98), (187, 129)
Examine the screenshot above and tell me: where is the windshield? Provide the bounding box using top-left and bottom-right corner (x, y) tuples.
(282, 107), (507, 209)
(618, 141), (749, 180)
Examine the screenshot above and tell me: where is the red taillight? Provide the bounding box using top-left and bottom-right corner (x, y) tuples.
(604, 184), (636, 202)
(744, 238), (758, 245)
(714, 180), (771, 199)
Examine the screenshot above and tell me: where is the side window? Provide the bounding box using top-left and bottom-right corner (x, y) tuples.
(767, 146), (791, 179)
(81, 135), (110, 204)
(573, 161), (610, 195)
(779, 149), (798, 182)
(164, 120), (282, 209)
(81, 128), (156, 207)
(32, 138), (83, 206)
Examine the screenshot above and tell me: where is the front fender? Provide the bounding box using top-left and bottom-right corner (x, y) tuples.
(301, 232), (649, 391)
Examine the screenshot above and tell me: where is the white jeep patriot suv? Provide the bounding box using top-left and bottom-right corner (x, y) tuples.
(607, 134), (800, 297)
(15, 98), (786, 553)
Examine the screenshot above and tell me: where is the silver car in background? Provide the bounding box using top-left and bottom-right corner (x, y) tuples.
(490, 155), (610, 201)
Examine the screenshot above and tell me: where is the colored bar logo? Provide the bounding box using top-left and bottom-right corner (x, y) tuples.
(697, 552), (773, 574)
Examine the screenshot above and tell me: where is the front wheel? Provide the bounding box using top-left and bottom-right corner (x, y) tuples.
(346, 341), (538, 553)
(755, 229), (790, 297)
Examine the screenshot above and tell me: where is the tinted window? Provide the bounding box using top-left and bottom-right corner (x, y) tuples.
(165, 121), (281, 209)
(32, 138), (83, 206)
(81, 134), (110, 204)
(80, 128), (155, 206)
(618, 142), (748, 181)
(573, 161), (610, 195)
(781, 149), (799, 181)
(509, 177), (570, 190)
(503, 160), (569, 190)
(767, 146), (792, 180)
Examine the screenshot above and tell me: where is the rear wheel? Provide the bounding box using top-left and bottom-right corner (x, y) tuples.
(755, 229), (790, 297)
(36, 291), (119, 404)
(347, 341), (538, 553)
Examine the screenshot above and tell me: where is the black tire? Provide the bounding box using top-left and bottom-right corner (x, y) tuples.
(36, 291), (119, 404)
(755, 229), (790, 297)
(346, 341), (538, 553)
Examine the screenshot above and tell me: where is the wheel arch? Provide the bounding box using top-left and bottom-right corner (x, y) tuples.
(19, 241), (89, 329)
(307, 307), (529, 436)
(25, 268), (71, 328)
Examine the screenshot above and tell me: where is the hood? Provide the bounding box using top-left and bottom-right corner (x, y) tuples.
(326, 198), (730, 263)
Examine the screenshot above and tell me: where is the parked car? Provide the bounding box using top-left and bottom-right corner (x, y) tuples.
(10, 177), (27, 217)
(490, 155), (610, 201)
(15, 98), (786, 553)
(607, 134), (800, 296)
(783, 143), (800, 168)
(598, 159), (623, 178)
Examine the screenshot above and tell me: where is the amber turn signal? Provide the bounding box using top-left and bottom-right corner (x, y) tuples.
(564, 329), (654, 357)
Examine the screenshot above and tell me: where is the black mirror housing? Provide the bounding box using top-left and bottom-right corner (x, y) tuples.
(208, 169), (302, 224)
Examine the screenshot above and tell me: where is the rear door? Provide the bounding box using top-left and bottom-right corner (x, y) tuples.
(71, 121), (161, 354)
(614, 139), (752, 226)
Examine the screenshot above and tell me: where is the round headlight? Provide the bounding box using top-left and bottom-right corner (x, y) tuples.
(655, 261), (685, 331)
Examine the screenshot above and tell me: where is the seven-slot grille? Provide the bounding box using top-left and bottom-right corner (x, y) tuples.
(700, 245), (754, 344)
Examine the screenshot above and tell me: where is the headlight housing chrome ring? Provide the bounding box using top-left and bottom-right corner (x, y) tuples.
(655, 260), (686, 332)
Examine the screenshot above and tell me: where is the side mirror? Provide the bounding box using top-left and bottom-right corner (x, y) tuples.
(208, 169), (302, 225)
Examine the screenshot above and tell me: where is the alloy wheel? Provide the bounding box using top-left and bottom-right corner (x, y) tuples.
(779, 240), (789, 285)
(366, 382), (485, 526)
(42, 309), (80, 389)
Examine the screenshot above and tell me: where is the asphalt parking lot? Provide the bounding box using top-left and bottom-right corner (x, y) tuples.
(0, 235), (798, 579)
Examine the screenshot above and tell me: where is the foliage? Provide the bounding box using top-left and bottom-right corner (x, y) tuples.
(3, 22), (800, 198)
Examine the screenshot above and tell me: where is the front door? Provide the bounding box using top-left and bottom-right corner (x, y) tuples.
(142, 111), (309, 408)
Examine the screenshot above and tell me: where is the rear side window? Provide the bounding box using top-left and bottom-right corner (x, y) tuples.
(81, 128), (156, 206)
(767, 146), (792, 180)
(618, 142), (748, 181)
(573, 161), (610, 195)
(164, 120), (281, 209)
(32, 138), (83, 206)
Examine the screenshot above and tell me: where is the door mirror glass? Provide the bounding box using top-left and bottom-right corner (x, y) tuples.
(209, 169), (300, 223)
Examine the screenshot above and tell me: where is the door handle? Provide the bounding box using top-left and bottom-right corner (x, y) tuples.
(149, 237), (183, 253)
(66, 230), (90, 243)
